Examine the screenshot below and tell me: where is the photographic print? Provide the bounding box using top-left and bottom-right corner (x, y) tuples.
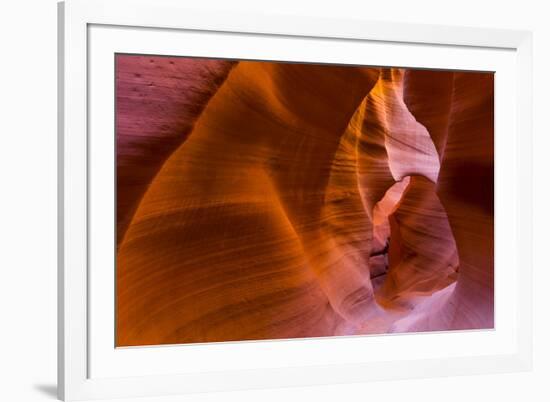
(115, 55), (494, 347)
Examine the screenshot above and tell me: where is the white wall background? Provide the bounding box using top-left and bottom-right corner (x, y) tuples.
(0, 0), (547, 401)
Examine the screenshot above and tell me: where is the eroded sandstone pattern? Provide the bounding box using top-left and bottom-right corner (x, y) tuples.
(115, 55), (494, 346)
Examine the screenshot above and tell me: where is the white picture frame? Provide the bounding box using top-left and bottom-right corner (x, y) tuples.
(58, 0), (533, 400)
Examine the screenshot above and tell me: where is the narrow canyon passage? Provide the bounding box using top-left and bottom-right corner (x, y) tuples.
(115, 56), (494, 346)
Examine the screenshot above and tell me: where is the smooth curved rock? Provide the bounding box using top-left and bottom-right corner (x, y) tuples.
(115, 58), (494, 346)
(116, 55), (235, 245)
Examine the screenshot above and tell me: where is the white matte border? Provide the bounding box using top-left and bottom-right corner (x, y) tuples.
(59, 0), (533, 400)
(89, 24), (516, 379)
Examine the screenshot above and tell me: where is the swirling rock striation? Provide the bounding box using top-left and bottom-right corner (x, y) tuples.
(116, 55), (235, 245)
(115, 57), (494, 346)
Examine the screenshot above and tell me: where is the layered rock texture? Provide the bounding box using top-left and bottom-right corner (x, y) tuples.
(115, 55), (494, 346)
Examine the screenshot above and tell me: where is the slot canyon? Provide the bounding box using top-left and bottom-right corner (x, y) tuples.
(115, 55), (494, 346)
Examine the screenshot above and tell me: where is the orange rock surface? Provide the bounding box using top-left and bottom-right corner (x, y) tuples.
(115, 56), (494, 346)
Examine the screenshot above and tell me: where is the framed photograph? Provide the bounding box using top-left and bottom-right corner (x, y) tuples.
(58, 0), (533, 400)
